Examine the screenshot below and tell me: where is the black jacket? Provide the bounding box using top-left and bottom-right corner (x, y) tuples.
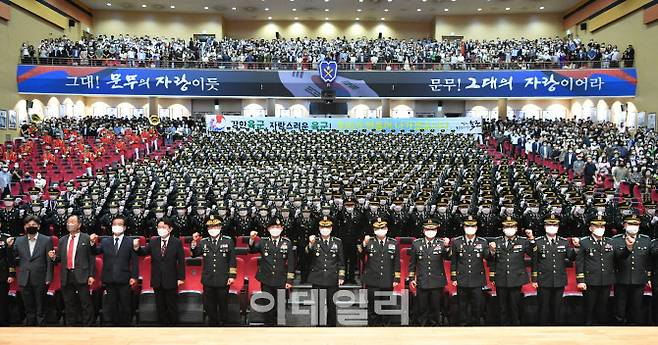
(450, 236), (491, 288)
(531, 236), (576, 287)
(576, 236), (630, 286)
(191, 235), (237, 287)
(360, 237), (400, 289)
(136, 236), (185, 289)
(14, 233), (54, 287)
(489, 236), (534, 287)
(91, 235), (139, 284)
(54, 232), (97, 286)
(408, 238), (450, 289)
(249, 236), (295, 287)
(306, 236), (345, 286)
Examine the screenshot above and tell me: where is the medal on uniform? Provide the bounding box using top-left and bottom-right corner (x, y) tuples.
(265, 252), (269, 256)
(316, 252), (320, 256)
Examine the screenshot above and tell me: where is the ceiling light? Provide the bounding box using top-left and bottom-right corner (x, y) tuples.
(294, 17), (298, 20)
(265, 8), (269, 11)
(444, 8), (449, 12)
(417, 8), (421, 12)
(356, 17), (360, 20)
(203, 6), (208, 10)
(380, 17), (385, 20)
(141, 4), (146, 8)
(477, 8), (482, 11)
(357, 8), (362, 12)
(324, 9), (329, 12)
(268, 16), (272, 20)
(292, 8), (297, 11)
(384, 8), (389, 12)
(539, 6), (545, 10)
(106, 2), (111, 6)
(505, 7), (510, 11)
(232, 7), (236, 10)
(325, 17), (329, 20)
(170, 5), (175, 9)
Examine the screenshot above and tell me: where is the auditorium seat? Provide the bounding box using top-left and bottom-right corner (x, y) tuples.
(226, 257), (246, 325)
(45, 263), (63, 324)
(178, 257), (204, 324)
(235, 235), (251, 248)
(246, 257), (265, 325)
(395, 237), (415, 251)
(620, 182), (631, 196)
(137, 256), (157, 324)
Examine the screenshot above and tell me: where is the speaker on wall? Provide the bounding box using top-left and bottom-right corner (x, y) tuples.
(276, 32), (280, 39)
(378, 32), (383, 39)
(69, 19), (76, 27)
(580, 22), (587, 31)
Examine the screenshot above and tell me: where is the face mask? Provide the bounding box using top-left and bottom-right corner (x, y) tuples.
(321, 209), (330, 216)
(4, 201), (12, 207)
(424, 230), (437, 239)
(157, 228), (170, 238)
(112, 225), (125, 235)
(239, 211), (248, 217)
(503, 228), (517, 237)
(57, 208), (66, 215)
(545, 226), (559, 235)
(208, 228), (221, 237)
(459, 208), (468, 214)
(259, 211), (268, 217)
(374, 229), (388, 238)
(303, 212), (311, 218)
(464, 227), (477, 235)
(177, 210), (186, 216)
(110, 208), (118, 214)
(625, 225), (639, 235)
(133, 209), (142, 215)
(269, 227), (282, 237)
(370, 206), (379, 212)
(32, 207), (40, 212)
(320, 227), (332, 237)
(592, 227), (605, 237)
(155, 212), (165, 218)
(482, 208), (490, 214)
(437, 207), (447, 213)
(26, 226), (39, 235)
(218, 209), (227, 217)
(416, 205), (425, 212)
(83, 209), (92, 216)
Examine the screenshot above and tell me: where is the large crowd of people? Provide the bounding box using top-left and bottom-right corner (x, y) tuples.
(20, 34), (635, 70)
(0, 116), (657, 328)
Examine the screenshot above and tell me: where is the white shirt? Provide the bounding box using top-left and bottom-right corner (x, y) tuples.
(161, 236), (170, 250)
(28, 232), (39, 256)
(67, 232), (80, 269)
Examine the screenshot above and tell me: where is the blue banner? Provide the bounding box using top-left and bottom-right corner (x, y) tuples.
(205, 115), (482, 134)
(17, 65), (637, 98)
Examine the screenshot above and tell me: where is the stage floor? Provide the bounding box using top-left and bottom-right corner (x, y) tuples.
(4, 327), (658, 345)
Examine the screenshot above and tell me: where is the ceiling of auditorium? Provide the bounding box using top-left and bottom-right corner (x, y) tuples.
(84, 0), (581, 21)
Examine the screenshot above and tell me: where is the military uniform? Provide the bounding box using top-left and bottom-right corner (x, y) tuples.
(611, 219), (652, 325)
(248, 218), (295, 326)
(293, 211), (316, 284)
(488, 218), (534, 325)
(576, 217), (631, 325)
(450, 217), (490, 326)
(0, 202), (22, 237)
(359, 219), (400, 326)
(306, 217), (345, 326)
(335, 204), (363, 284)
(531, 215), (576, 325)
(651, 239), (658, 325)
(190, 215), (237, 326)
(408, 219), (450, 326)
(0, 233), (16, 325)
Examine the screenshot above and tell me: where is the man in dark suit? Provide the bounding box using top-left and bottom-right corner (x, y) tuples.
(358, 218), (400, 326)
(90, 215), (138, 326)
(0, 231), (16, 326)
(133, 217), (185, 326)
(306, 216), (345, 327)
(50, 214), (97, 326)
(13, 215), (53, 326)
(249, 216), (295, 326)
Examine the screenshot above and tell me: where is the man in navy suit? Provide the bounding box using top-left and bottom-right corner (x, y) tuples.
(13, 215), (53, 326)
(90, 215), (139, 326)
(133, 217), (185, 326)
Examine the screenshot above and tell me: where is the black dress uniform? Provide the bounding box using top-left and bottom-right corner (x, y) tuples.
(190, 215), (237, 326)
(576, 217), (630, 326)
(248, 218), (295, 326)
(489, 221), (534, 326)
(450, 217), (490, 326)
(0, 204), (22, 237)
(359, 219), (400, 326)
(294, 212), (316, 284)
(0, 233), (16, 325)
(408, 220), (450, 326)
(336, 204), (363, 284)
(651, 239), (658, 325)
(611, 223), (652, 325)
(531, 220), (576, 325)
(306, 218), (345, 327)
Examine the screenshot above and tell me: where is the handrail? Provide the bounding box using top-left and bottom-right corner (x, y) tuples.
(18, 57), (635, 71)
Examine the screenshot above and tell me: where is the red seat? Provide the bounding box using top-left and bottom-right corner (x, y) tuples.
(235, 236), (251, 248)
(247, 257), (262, 298)
(89, 256), (103, 291)
(395, 237), (415, 251)
(651, 189), (658, 203)
(620, 182), (631, 196)
(48, 264), (62, 295)
(563, 265), (582, 297)
(230, 257), (246, 295)
(395, 247), (411, 295)
(140, 256), (153, 293)
(179, 257), (203, 293)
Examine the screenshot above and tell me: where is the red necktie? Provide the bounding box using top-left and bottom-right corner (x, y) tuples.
(67, 234), (76, 269)
(161, 239), (167, 257)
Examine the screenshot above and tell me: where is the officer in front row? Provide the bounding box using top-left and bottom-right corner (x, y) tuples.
(531, 215), (576, 326)
(574, 215), (632, 326)
(408, 219), (450, 326)
(359, 218), (400, 327)
(0, 231), (16, 326)
(306, 216), (345, 327)
(487, 217), (535, 326)
(191, 214), (237, 326)
(249, 216), (295, 326)
(612, 215), (652, 325)
(450, 216), (490, 326)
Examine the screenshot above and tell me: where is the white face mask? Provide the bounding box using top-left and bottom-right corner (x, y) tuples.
(155, 213), (164, 219)
(464, 227), (477, 235)
(545, 226), (559, 236)
(218, 210), (227, 217)
(437, 207), (447, 213)
(269, 227), (282, 237)
(625, 225), (639, 235)
(592, 227), (605, 237)
(321, 209), (330, 216)
(208, 228), (221, 237)
(158, 228), (170, 238)
(112, 225), (125, 235)
(416, 205), (425, 212)
(83, 209), (92, 216)
(374, 229), (388, 238)
(503, 228), (517, 237)
(424, 230), (437, 239)
(319, 227), (332, 237)
(239, 211), (248, 217)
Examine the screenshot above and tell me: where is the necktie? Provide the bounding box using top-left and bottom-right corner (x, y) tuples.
(467, 240), (472, 246)
(213, 239), (218, 247)
(324, 239), (328, 246)
(161, 239), (167, 257)
(380, 240), (384, 247)
(67, 234), (76, 269)
(507, 240), (512, 249)
(114, 237), (120, 254)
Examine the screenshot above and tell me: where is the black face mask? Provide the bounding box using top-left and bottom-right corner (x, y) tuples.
(26, 226), (39, 235)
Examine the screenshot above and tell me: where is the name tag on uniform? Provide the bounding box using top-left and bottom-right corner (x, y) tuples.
(513, 244), (522, 249)
(220, 244), (228, 248)
(332, 243), (338, 250)
(281, 244), (288, 250)
(557, 245), (565, 249)
(475, 244), (482, 249)
(388, 244), (395, 250)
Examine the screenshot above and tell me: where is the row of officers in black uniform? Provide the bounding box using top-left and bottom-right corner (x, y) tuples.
(1, 211), (658, 327)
